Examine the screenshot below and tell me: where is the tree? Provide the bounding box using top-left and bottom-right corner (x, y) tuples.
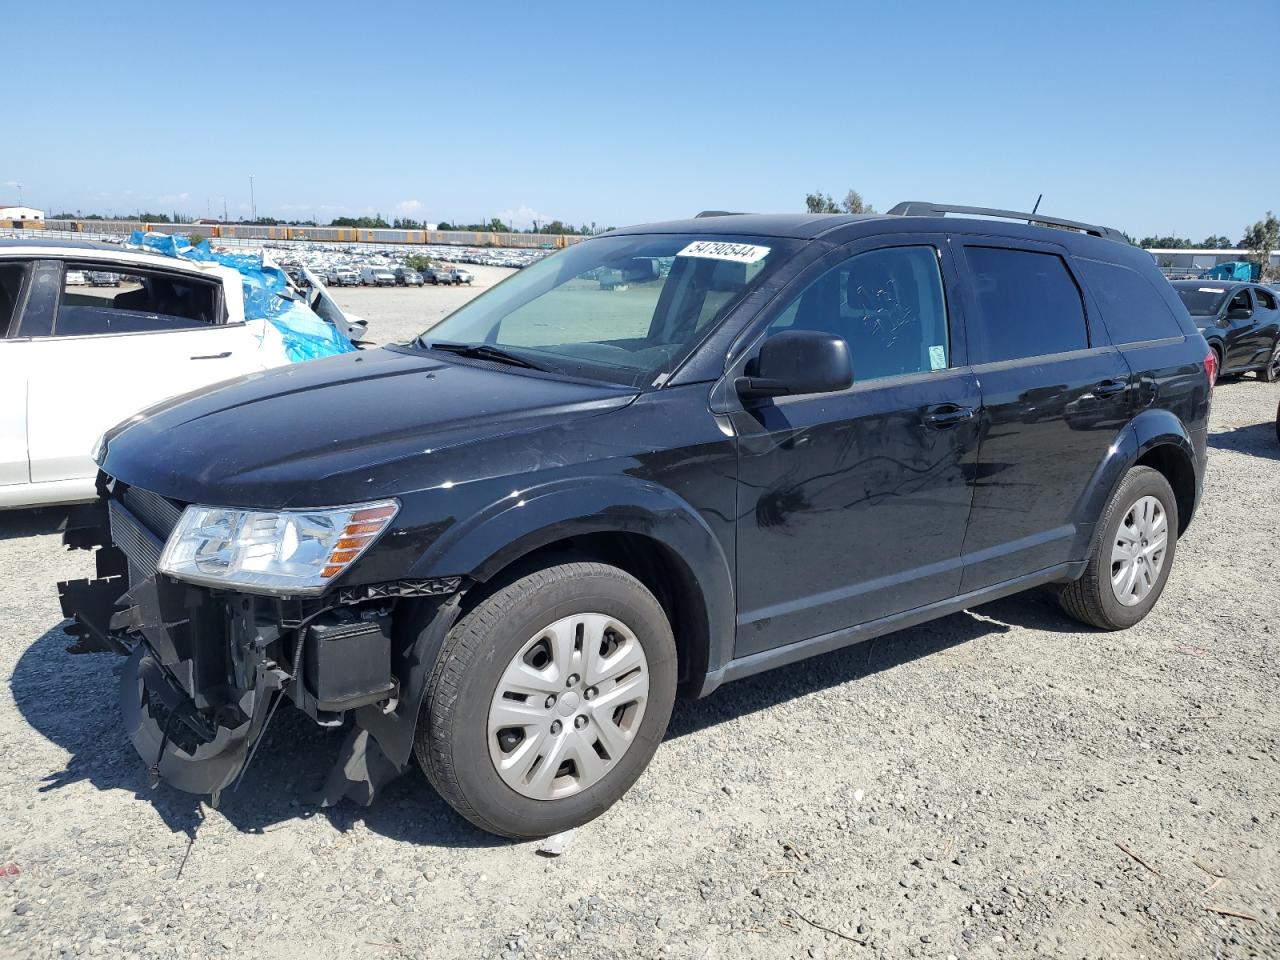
(1200, 235), (1233, 249)
(1138, 235), (1194, 249)
(329, 215), (390, 229)
(1240, 211), (1279, 280)
(841, 190), (875, 214)
(805, 191), (840, 214)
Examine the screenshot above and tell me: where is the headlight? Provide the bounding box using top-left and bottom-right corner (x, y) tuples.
(158, 499), (399, 595)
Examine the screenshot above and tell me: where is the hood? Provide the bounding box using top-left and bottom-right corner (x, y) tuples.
(101, 346), (637, 508)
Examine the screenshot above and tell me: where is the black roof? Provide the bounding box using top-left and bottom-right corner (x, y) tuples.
(1169, 279), (1249, 290)
(611, 213), (883, 240)
(608, 212), (1146, 265)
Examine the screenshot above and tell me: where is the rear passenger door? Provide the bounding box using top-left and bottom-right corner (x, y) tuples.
(24, 260), (259, 485)
(1248, 286), (1280, 366)
(955, 239), (1133, 593)
(1221, 288), (1257, 370)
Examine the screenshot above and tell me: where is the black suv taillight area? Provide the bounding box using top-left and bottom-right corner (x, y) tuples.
(1204, 347), (1218, 392)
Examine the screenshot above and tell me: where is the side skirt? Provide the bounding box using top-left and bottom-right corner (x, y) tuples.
(697, 561), (1085, 697)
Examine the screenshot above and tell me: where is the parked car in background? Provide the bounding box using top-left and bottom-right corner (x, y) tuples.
(0, 239), (354, 509)
(327, 267), (360, 287)
(360, 266), (396, 286)
(394, 267), (424, 286)
(450, 267), (473, 285)
(66, 203), (1212, 839)
(425, 265), (455, 285)
(1171, 280), (1280, 382)
(87, 270), (120, 287)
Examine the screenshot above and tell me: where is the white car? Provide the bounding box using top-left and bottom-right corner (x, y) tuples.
(0, 239), (346, 509)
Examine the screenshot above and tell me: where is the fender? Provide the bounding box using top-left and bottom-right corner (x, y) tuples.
(407, 475), (737, 688)
(1070, 407), (1198, 560)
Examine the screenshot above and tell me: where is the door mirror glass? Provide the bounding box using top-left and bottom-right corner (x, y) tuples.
(737, 330), (853, 399)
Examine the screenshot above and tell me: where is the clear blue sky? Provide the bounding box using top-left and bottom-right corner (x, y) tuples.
(5, 0), (1277, 240)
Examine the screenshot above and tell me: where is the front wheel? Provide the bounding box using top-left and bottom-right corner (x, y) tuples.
(416, 562), (677, 838)
(1058, 465), (1178, 630)
(1261, 340), (1280, 382)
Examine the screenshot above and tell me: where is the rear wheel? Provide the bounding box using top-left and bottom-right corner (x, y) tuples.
(1261, 340), (1280, 382)
(416, 562), (677, 838)
(1058, 466), (1178, 630)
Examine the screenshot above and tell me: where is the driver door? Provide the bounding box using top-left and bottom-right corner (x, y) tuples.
(727, 237), (980, 657)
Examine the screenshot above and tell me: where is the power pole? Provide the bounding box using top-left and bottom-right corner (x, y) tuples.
(248, 175), (257, 223)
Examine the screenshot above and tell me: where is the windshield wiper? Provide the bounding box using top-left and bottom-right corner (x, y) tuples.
(418, 339), (545, 371)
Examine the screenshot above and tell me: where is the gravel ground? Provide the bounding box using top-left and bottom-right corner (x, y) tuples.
(327, 265), (516, 346)
(1, 372), (1277, 959)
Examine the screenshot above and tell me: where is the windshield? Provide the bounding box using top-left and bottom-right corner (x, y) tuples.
(419, 233), (798, 386)
(1174, 285), (1230, 316)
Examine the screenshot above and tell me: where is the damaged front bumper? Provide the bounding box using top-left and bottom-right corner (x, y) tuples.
(57, 480), (462, 806)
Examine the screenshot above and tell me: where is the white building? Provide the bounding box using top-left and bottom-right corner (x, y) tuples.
(0, 206), (45, 223)
(1147, 247), (1280, 272)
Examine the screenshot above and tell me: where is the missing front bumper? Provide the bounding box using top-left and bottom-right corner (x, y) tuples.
(56, 483), (464, 807)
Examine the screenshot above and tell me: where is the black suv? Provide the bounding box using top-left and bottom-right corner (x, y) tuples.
(1170, 279), (1280, 382)
(62, 202), (1213, 838)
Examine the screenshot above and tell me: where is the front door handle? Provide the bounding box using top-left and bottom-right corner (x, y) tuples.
(923, 404), (974, 428)
(190, 351), (232, 360)
(1093, 378), (1128, 399)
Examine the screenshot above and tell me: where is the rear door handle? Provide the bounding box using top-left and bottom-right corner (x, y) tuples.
(1092, 379), (1127, 398)
(923, 404), (974, 428)
(190, 351), (232, 360)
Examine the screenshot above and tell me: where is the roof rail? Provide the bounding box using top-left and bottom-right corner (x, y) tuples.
(695, 210), (750, 218)
(886, 201), (1128, 244)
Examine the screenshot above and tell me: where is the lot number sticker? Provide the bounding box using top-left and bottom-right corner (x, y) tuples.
(677, 241), (771, 264)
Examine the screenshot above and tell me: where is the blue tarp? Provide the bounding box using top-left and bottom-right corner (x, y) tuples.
(128, 231), (356, 362)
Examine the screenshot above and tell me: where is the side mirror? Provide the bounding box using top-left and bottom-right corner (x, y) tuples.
(736, 330), (853, 399)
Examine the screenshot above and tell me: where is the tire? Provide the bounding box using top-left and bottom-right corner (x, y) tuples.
(1261, 339), (1280, 383)
(416, 562), (677, 838)
(1058, 465), (1179, 630)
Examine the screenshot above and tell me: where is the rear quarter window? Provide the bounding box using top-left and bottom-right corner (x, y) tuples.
(1076, 258), (1184, 344)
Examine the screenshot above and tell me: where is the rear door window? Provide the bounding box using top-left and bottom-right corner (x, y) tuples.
(1254, 287), (1277, 310)
(961, 246), (1089, 363)
(1076, 258), (1184, 344)
(54, 263), (221, 337)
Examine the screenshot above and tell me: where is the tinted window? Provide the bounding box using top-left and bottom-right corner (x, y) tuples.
(0, 262), (29, 337)
(767, 245), (950, 381)
(1255, 287), (1277, 310)
(1077, 258), (1183, 344)
(1173, 284), (1230, 316)
(964, 246), (1088, 363)
(1228, 289), (1253, 314)
(55, 263), (220, 337)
